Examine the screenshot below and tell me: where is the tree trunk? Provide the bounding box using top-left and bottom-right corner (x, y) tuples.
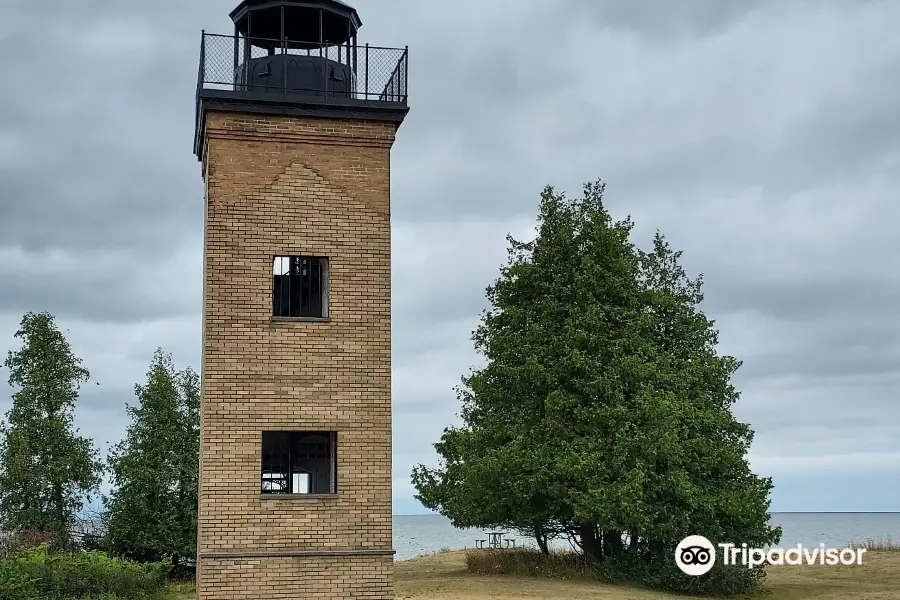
(627, 531), (639, 553)
(648, 539), (665, 562)
(52, 481), (66, 546)
(578, 522), (602, 562)
(602, 530), (624, 557)
(534, 525), (549, 555)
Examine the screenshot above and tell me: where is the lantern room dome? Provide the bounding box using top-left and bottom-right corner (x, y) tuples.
(229, 0), (362, 49)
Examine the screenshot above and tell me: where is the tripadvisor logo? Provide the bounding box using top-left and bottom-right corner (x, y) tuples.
(675, 535), (867, 575)
(676, 535), (716, 576)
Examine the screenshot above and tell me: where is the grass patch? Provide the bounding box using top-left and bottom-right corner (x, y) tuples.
(119, 546), (900, 600)
(464, 547), (762, 596)
(465, 548), (594, 580)
(397, 548), (900, 599)
(163, 581), (195, 599)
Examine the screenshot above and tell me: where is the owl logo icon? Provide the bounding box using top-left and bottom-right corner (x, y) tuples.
(675, 535), (716, 576)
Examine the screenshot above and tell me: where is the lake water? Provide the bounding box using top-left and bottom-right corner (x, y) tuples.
(392, 513), (900, 561)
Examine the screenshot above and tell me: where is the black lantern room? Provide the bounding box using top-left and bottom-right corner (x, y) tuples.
(229, 0), (361, 98)
(194, 0), (409, 158)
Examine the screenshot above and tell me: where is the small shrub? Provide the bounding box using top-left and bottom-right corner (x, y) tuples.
(596, 552), (765, 597)
(849, 538), (900, 552)
(0, 558), (39, 600)
(0, 544), (170, 600)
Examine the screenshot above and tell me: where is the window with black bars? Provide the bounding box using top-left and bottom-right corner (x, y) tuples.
(261, 431), (337, 495)
(272, 256), (329, 318)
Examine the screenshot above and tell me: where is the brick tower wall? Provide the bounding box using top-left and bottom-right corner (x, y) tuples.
(197, 111), (398, 600)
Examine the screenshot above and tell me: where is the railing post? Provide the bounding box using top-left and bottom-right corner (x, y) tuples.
(321, 43), (327, 100)
(364, 44), (369, 102)
(403, 46), (409, 103)
(196, 30), (205, 147)
(232, 29), (239, 87)
(198, 30), (206, 94)
(282, 37), (287, 98)
(243, 12), (252, 95)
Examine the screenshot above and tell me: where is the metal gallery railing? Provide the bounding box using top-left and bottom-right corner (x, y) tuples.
(196, 32), (408, 104)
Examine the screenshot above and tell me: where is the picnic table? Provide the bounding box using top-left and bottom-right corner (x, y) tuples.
(474, 531), (516, 549)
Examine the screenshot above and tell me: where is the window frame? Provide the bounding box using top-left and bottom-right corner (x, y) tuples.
(259, 430), (338, 499)
(271, 255), (330, 321)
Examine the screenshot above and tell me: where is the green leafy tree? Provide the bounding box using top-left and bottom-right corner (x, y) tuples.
(172, 365), (200, 564)
(102, 349), (199, 567)
(412, 181), (780, 593)
(0, 311), (102, 544)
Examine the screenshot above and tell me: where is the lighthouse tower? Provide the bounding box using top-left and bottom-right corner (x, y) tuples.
(193, 1), (407, 597)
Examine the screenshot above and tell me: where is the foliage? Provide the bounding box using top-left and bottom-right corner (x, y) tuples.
(102, 349), (200, 567)
(0, 311), (102, 545)
(0, 528), (66, 557)
(465, 548), (593, 580)
(412, 180), (781, 595)
(0, 543), (169, 600)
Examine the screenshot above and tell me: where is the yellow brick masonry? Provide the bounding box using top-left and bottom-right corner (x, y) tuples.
(197, 111), (399, 599)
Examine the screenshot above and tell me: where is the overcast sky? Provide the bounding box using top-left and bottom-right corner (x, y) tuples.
(1, 0), (899, 515)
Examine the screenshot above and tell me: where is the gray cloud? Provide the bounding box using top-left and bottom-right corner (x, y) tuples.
(560, 0), (775, 40)
(1, 0), (899, 512)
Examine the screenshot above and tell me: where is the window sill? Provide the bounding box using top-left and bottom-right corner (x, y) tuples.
(260, 493), (338, 500)
(271, 316), (331, 323)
